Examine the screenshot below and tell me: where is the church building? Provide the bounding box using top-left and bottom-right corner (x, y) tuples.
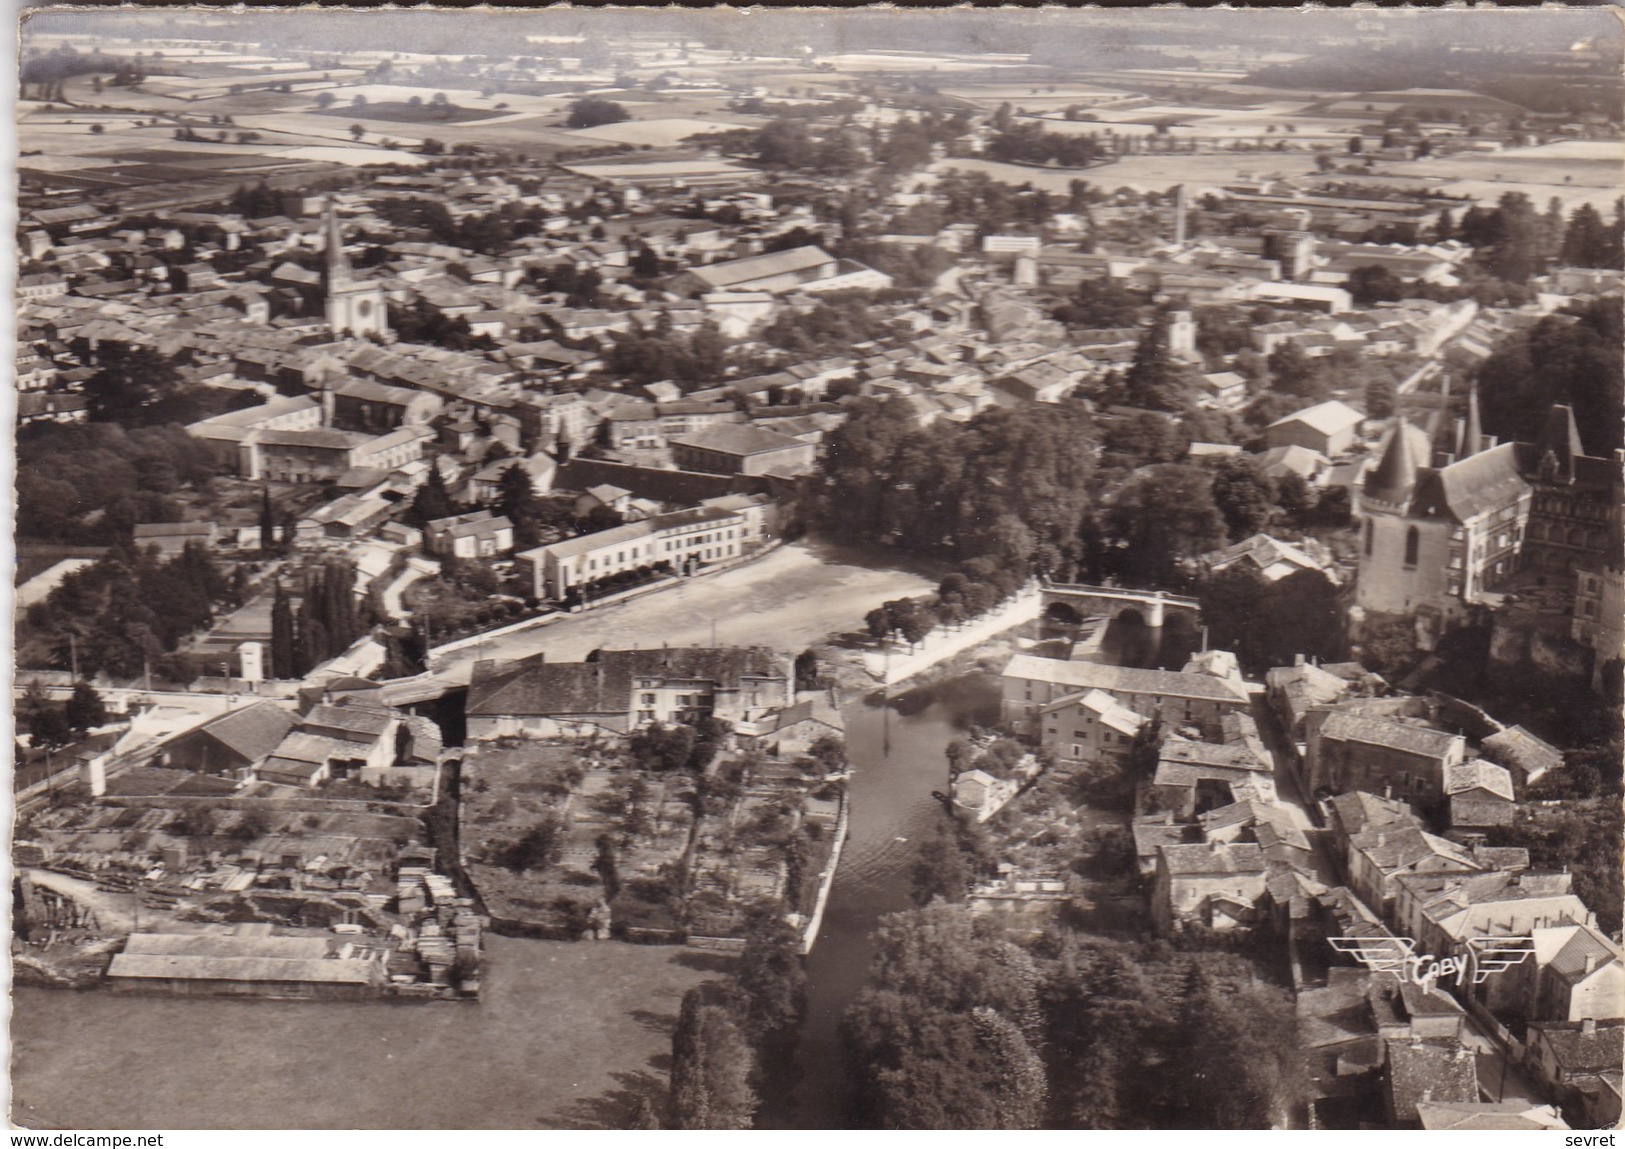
(1355, 393), (1531, 627)
(324, 199), (389, 340)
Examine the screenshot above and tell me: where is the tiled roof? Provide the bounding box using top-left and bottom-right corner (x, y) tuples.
(1003, 654), (1251, 704)
(1529, 1021), (1625, 1075)
(1159, 841), (1266, 876)
(192, 702), (297, 764)
(1319, 711), (1461, 758)
(467, 647), (786, 718)
(1411, 442), (1529, 524)
(671, 423), (807, 457)
(1444, 760), (1514, 802)
(1384, 1039), (1480, 1122)
(1548, 924), (1621, 983)
(1267, 399), (1363, 436)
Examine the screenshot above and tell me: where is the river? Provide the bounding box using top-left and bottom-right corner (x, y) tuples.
(10, 617), (1187, 1130)
(765, 612), (1196, 1128)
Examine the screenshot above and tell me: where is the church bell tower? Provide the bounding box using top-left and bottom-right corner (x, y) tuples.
(324, 198), (388, 340)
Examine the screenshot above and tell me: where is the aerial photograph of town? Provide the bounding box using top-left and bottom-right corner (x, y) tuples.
(7, 4), (1622, 1134)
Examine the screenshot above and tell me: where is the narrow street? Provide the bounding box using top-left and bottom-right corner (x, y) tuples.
(1246, 688), (1341, 886)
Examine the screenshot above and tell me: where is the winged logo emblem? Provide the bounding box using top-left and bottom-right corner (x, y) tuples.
(1330, 934), (1535, 988)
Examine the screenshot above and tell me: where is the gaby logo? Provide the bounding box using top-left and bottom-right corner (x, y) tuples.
(1330, 935), (1536, 989)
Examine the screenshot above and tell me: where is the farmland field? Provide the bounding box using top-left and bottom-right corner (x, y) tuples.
(1377, 140), (1623, 212)
(311, 100), (507, 125)
(931, 152), (1324, 195)
(567, 117), (741, 147)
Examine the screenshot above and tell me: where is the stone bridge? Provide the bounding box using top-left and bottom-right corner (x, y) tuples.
(1040, 582), (1201, 628)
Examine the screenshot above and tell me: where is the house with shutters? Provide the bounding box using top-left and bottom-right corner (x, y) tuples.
(1036, 688), (1146, 767)
(1150, 840), (1269, 933)
(1305, 709), (1467, 805)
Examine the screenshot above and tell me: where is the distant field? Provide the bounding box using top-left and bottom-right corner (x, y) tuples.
(312, 100), (507, 125)
(567, 117), (739, 147)
(932, 152), (1323, 195)
(1377, 141), (1622, 212)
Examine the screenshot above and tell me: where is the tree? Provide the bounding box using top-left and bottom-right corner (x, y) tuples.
(592, 833), (619, 901)
(909, 824), (968, 906)
(842, 904), (1045, 1128)
(1209, 455), (1278, 541)
(269, 581), (297, 679)
(1266, 339), (1321, 400)
(734, 917), (806, 1047)
(349, 123), (365, 141)
(1104, 465), (1226, 587)
(1346, 264), (1404, 306)
(64, 681), (108, 734)
(793, 649), (820, 693)
(566, 96), (630, 130)
(668, 986), (758, 1130)
(258, 485), (275, 551)
(1365, 377), (1397, 419)
(497, 817), (564, 872)
(1123, 310), (1179, 411)
(314, 91), (335, 110)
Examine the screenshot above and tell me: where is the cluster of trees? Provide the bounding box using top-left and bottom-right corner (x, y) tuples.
(1040, 934), (1306, 1127)
(17, 421), (220, 545)
(388, 297), (495, 351)
(1199, 566), (1345, 676)
(26, 544), (232, 681)
(627, 717), (732, 774)
(603, 321), (730, 389)
(367, 196), (556, 257)
(1489, 793), (1622, 935)
(986, 113), (1107, 169)
(932, 170), (1082, 232)
(750, 117), (864, 174)
(841, 904), (1048, 1128)
(759, 298), (900, 358)
(269, 558), (367, 679)
(564, 97), (630, 130)
(82, 344), (209, 427)
(819, 399), (1098, 577)
(1448, 193), (1624, 285)
(20, 681), (109, 751)
(1477, 295), (1623, 455)
(1052, 278), (1146, 329)
(666, 917), (807, 1129)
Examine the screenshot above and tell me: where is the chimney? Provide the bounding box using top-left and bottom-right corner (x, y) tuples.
(1419, 1089), (1433, 1103)
(1584, 953), (1598, 975)
(1294, 653), (1306, 667)
(1581, 1018), (1597, 1035)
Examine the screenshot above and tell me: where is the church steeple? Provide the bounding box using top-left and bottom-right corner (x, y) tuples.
(1365, 419), (1420, 511)
(322, 196), (388, 341)
(324, 197), (352, 288)
(1459, 386), (1484, 459)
